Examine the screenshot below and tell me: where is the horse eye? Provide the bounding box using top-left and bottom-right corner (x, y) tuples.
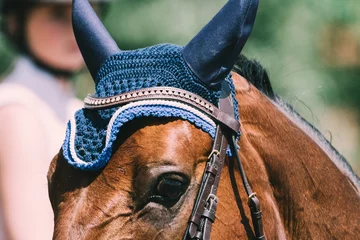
(150, 174), (189, 207)
(157, 178), (183, 198)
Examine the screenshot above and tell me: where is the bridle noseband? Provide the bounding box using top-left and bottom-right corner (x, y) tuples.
(84, 86), (265, 240)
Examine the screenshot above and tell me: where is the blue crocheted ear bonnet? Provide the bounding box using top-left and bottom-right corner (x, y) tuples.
(63, 44), (238, 170)
(66, 0), (258, 170)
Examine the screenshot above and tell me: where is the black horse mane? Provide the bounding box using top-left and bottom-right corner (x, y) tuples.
(232, 55), (360, 184)
(232, 55), (275, 99)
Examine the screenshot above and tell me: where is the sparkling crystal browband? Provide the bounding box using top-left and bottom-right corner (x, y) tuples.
(84, 87), (215, 112)
(83, 87), (240, 133)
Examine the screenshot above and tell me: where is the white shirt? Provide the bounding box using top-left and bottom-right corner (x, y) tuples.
(0, 57), (82, 156)
(0, 57), (82, 239)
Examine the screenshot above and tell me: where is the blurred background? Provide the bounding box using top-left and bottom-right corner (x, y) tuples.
(0, 0), (359, 174)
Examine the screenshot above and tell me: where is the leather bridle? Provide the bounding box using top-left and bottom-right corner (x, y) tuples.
(84, 84), (266, 240)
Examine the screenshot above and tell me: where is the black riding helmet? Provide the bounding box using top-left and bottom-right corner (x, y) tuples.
(1, 0), (110, 77)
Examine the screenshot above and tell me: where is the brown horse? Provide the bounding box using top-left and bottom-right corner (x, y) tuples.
(47, 0), (360, 239)
(48, 59), (360, 239)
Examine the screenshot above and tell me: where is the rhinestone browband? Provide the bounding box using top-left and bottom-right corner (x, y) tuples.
(84, 87), (240, 133)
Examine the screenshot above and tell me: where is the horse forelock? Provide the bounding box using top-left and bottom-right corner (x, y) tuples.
(232, 55), (360, 192)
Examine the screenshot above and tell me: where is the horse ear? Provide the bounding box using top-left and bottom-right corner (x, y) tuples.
(182, 0), (259, 87)
(72, 0), (120, 81)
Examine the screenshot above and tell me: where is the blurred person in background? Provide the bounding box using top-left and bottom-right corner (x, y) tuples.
(0, 0), (109, 239)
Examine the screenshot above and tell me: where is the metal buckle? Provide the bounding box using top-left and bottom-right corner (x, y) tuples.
(248, 192), (257, 205)
(202, 193), (218, 223)
(206, 193), (218, 205)
(207, 150), (220, 160)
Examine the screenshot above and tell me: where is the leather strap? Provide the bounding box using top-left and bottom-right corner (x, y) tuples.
(229, 136), (266, 240)
(84, 87), (240, 134)
(201, 95), (235, 239)
(184, 86), (266, 239)
(185, 126), (228, 239)
(184, 91), (235, 240)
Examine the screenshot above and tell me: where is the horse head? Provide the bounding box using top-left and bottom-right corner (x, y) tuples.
(48, 0), (360, 239)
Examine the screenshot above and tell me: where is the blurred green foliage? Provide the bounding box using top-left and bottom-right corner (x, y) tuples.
(0, 0), (359, 172)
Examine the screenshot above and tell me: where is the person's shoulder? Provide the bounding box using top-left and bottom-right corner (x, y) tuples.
(0, 82), (58, 120)
(0, 104), (48, 160)
(0, 104), (46, 137)
(0, 83), (50, 147)
(0, 93), (66, 162)
(0, 83), (40, 108)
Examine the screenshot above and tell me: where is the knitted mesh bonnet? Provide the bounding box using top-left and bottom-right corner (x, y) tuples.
(64, 0), (258, 170)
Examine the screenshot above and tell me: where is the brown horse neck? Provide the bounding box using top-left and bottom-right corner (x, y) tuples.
(231, 73), (360, 239)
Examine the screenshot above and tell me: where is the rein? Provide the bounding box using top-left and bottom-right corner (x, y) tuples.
(84, 85), (265, 240)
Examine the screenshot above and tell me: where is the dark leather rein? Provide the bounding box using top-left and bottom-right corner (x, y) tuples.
(84, 86), (266, 240)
